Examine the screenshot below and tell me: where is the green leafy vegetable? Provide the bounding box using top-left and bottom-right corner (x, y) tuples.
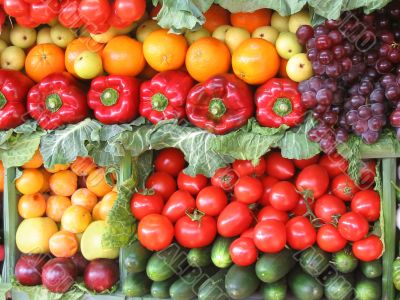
(215, 0), (306, 15)
(12, 280), (85, 300)
(337, 134), (362, 183)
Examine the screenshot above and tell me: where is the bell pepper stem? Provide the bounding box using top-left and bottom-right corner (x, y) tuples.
(273, 97), (293, 117)
(45, 94), (63, 113)
(101, 88), (119, 106)
(151, 93), (169, 112)
(208, 98), (226, 119)
(0, 92), (6, 110)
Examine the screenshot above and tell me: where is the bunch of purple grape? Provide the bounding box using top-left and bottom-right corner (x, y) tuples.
(296, 1), (400, 153)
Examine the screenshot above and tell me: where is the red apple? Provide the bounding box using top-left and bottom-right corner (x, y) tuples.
(42, 258), (77, 293)
(15, 254), (47, 286)
(84, 259), (119, 292)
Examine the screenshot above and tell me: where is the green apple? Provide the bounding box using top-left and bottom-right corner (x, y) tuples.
(136, 20), (161, 43)
(10, 25), (37, 49)
(50, 24), (76, 48)
(212, 25), (231, 42)
(1, 46), (26, 71)
(271, 12), (290, 32)
(0, 40), (7, 55)
(288, 10), (311, 34)
(184, 28), (210, 45)
(90, 27), (118, 44)
(286, 53), (313, 82)
(74, 51), (103, 79)
(0, 24), (11, 44)
(252, 26), (279, 44)
(37, 27), (53, 44)
(225, 27), (250, 53)
(275, 31), (302, 59)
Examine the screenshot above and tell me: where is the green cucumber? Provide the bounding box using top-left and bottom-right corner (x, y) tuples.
(147, 244), (187, 282)
(187, 247), (212, 267)
(332, 249), (358, 274)
(324, 272), (353, 300)
(256, 249), (296, 283)
(261, 278), (287, 300)
(122, 271), (151, 297)
(151, 277), (177, 299)
(123, 241), (152, 273)
(225, 264), (260, 300)
(355, 278), (381, 300)
(211, 237), (233, 268)
(360, 259), (382, 279)
(198, 269), (229, 300)
(299, 246), (330, 277)
(288, 268), (323, 300)
(393, 257), (400, 290)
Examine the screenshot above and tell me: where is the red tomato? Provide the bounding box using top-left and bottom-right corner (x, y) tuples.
(296, 164), (329, 199)
(217, 202), (253, 237)
(113, 0), (146, 23)
(232, 158), (266, 177)
(258, 176), (278, 206)
(30, 0), (60, 24)
(177, 171), (208, 195)
(130, 191), (164, 220)
(338, 212), (369, 242)
(234, 176), (263, 204)
(351, 190), (380, 222)
(264, 152), (295, 180)
(286, 216), (316, 250)
(211, 167), (238, 192)
(257, 206), (289, 223)
(352, 235), (383, 262)
(78, 0), (111, 25)
(138, 214), (174, 251)
(291, 197), (315, 216)
(3, 0), (29, 17)
(318, 153), (348, 177)
(196, 186), (228, 216)
(229, 237), (258, 266)
(145, 171), (177, 200)
(254, 220), (286, 253)
(314, 194), (346, 223)
(108, 13), (132, 29)
(269, 181), (300, 211)
(162, 190), (195, 223)
(240, 228), (254, 239)
(154, 148), (185, 177)
(15, 14), (40, 27)
(58, 0), (83, 28)
(293, 154), (320, 169)
(331, 173), (360, 201)
(175, 213), (217, 248)
(317, 224), (347, 253)
(359, 160), (376, 189)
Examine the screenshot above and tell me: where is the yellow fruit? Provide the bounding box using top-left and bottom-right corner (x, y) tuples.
(45, 163), (70, 173)
(39, 169), (51, 193)
(92, 191), (117, 221)
(49, 230), (79, 258)
(61, 205), (92, 233)
(18, 193), (47, 219)
(16, 217), (58, 254)
(49, 170), (77, 196)
(86, 168), (113, 197)
(71, 188), (98, 212)
(16, 169), (44, 195)
(46, 195), (71, 222)
(70, 157), (96, 176)
(22, 150), (43, 169)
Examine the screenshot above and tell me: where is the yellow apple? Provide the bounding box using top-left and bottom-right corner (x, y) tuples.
(74, 51), (103, 79)
(0, 40), (7, 55)
(275, 31), (303, 59)
(288, 10), (311, 34)
(286, 53), (313, 82)
(115, 22), (138, 35)
(1, 46), (26, 71)
(184, 28), (210, 45)
(225, 27), (250, 53)
(10, 25), (37, 49)
(252, 26), (279, 44)
(37, 27), (53, 44)
(136, 20), (161, 43)
(90, 27), (118, 43)
(212, 25), (231, 42)
(271, 12), (290, 32)
(50, 24), (76, 48)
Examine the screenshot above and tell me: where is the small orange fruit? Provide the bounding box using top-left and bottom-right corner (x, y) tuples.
(18, 193), (46, 219)
(92, 191), (117, 221)
(185, 37), (231, 82)
(22, 150), (43, 169)
(39, 169), (51, 193)
(49, 230), (79, 258)
(230, 9), (272, 33)
(46, 195), (71, 222)
(71, 188), (98, 212)
(16, 169), (44, 195)
(86, 168), (114, 197)
(70, 157), (96, 177)
(61, 205), (92, 233)
(46, 163), (70, 173)
(232, 38), (279, 85)
(143, 29), (188, 72)
(203, 4), (231, 32)
(49, 170), (78, 196)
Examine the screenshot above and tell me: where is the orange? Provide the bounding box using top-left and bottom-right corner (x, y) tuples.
(71, 188), (98, 212)
(279, 59), (289, 78)
(49, 230), (79, 258)
(39, 169), (51, 193)
(86, 168), (114, 197)
(143, 29), (188, 72)
(232, 38), (279, 85)
(65, 37), (104, 77)
(70, 157), (96, 177)
(25, 44), (65, 82)
(203, 4), (231, 32)
(46, 195), (71, 222)
(185, 37), (231, 82)
(16, 169), (44, 195)
(102, 36), (146, 76)
(0, 161), (3, 192)
(49, 170), (78, 196)
(22, 150), (43, 169)
(46, 163), (70, 173)
(61, 205), (92, 233)
(230, 9), (272, 33)
(92, 191), (117, 221)
(18, 193), (46, 219)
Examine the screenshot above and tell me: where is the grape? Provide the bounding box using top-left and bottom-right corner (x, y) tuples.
(340, 58), (352, 72)
(296, 25), (314, 45)
(368, 117), (384, 131)
(388, 48), (400, 63)
(298, 81), (310, 93)
(318, 50), (333, 65)
(308, 128), (321, 142)
(312, 61), (326, 75)
(357, 105), (372, 120)
(333, 45), (346, 59)
(345, 110), (358, 125)
(336, 129), (349, 143)
(351, 53), (363, 64)
(343, 41), (355, 55)
(379, 43), (391, 57)
(326, 62), (342, 78)
(322, 111), (338, 125)
(328, 30), (343, 45)
(365, 51), (378, 66)
(354, 120), (368, 134)
(325, 19), (342, 29)
(308, 76), (324, 91)
(380, 74), (396, 88)
(316, 88), (333, 106)
(380, 30), (395, 44)
(314, 25), (329, 36)
(358, 81), (373, 95)
(301, 91), (317, 108)
(376, 58), (393, 74)
(350, 95), (365, 109)
(362, 131), (380, 144)
(307, 48), (318, 61)
(315, 35), (333, 50)
(306, 38), (316, 50)
(385, 85), (400, 101)
(371, 103), (385, 115)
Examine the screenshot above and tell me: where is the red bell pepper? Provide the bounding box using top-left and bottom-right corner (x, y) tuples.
(255, 78), (305, 128)
(27, 73), (88, 130)
(139, 71), (194, 124)
(0, 70), (33, 130)
(186, 74), (253, 134)
(88, 75), (140, 125)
